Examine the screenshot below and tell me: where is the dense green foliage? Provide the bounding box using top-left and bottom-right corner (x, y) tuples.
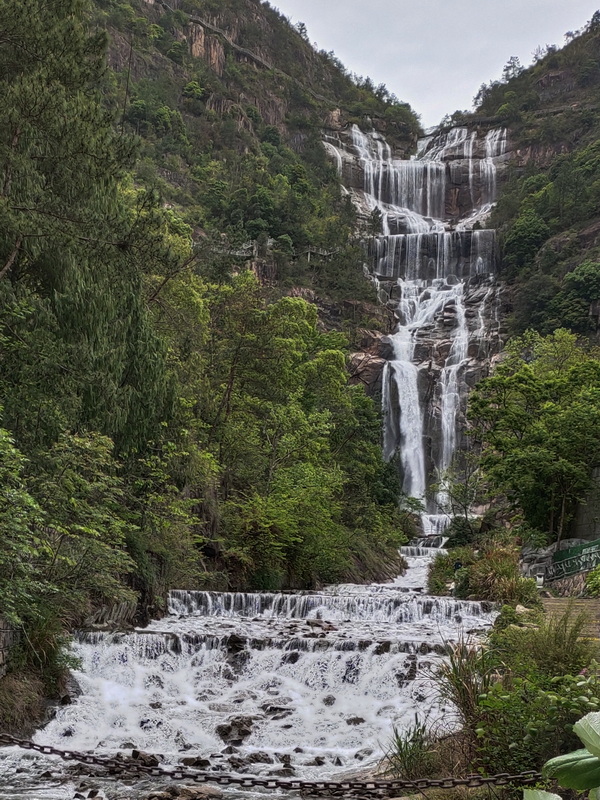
(0, 0), (411, 692)
(470, 329), (600, 543)
(543, 710), (600, 793)
(427, 541), (539, 605)
(433, 611), (600, 776)
(470, 14), (600, 337)
(90, 0), (420, 309)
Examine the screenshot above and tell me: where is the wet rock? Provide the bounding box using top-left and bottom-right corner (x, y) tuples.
(181, 756), (212, 768)
(227, 650), (251, 674)
(374, 641), (391, 655)
(246, 751), (274, 764)
(148, 789), (223, 800)
(355, 748), (374, 761)
(150, 702), (163, 709)
(333, 756), (343, 766)
(139, 718), (163, 730)
(227, 756), (250, 772)
(220, 745), (239, 755)
(261, 704), (291, 717)
(216, 716), (255, 743)
(132, 750), (163, 767)
(346, 717), (365, 726)
(307, 756), (326, 766)
(282, 651), (301, 664)
(322, 695), (336, 706)
(225, 634), (246, 654)
(60, 674), (82, 706)
(357, 329), (395, 360)
(293, 747), (304, 754)
(348, 353), (386, 394)
(269, 767), (295, 777)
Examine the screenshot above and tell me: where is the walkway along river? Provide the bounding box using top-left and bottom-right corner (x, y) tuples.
(0, 547), (495, 799)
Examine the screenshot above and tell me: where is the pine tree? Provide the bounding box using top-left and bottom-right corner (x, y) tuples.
(0, 0), (170, 453)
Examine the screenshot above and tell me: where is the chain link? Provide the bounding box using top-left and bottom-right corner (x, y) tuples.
(0, 734), (542, 795)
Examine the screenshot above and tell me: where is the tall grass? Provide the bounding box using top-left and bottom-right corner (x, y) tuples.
(436, 641), (498, 729)
(490, 604), (599, 681)
(382, 715), (438, 779)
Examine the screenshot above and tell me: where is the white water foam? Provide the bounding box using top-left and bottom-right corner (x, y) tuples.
(0, 552), (495, 798)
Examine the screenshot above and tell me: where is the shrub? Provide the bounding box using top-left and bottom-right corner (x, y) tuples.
(436, 641), (499, 730)
(476, 671), (600, 774)
(586, 565), (600, 597)
(0, 674), (45, 735)
(435, 609), (600, 775)
(489, 606), (598, 683)
(427, 547), (477, 596)
(455, 546), (540, 606)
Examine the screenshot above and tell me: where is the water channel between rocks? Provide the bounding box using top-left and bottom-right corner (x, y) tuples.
(0, 547), (496, 800)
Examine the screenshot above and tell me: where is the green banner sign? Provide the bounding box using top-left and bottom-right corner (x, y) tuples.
(546, 539), (600, 581)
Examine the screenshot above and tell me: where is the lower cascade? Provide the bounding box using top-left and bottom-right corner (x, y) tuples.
(0, 550), (496, 798)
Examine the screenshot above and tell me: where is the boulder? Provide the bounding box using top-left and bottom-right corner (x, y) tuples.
(215, 716), (255, 744)
(357, 329), (395, 360)
(348, 353), (386, 390)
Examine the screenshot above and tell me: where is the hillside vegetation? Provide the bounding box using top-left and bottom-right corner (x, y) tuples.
(474, 12), (600, 336)
(0, 0), (419, 697)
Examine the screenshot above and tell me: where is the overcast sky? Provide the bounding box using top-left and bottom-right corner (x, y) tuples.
(271, 0), (597, 127)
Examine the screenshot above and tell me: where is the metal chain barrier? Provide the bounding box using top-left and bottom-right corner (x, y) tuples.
(0, 734), (542, 796)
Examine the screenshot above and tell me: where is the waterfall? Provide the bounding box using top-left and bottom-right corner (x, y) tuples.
(333, 123), (506, 533)
(0, 551), (496, 799)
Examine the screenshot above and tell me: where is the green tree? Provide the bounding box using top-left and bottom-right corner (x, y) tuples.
(470, 330), (600, 541)
(0, 427), (42, 624)
(28, 432), (137, 620)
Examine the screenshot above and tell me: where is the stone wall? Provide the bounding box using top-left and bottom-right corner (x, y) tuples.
(0, 617), (18, 678)
(548, 572), (589, 597)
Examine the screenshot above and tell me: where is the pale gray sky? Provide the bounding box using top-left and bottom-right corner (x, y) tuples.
(271, 0), (597, 127)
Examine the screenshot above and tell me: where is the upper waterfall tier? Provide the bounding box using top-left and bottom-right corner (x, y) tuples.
(324, 124), (509, 238)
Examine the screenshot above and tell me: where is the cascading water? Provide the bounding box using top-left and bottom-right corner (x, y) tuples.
(327, 123), (506, 534)
(0, 551), (496, 799)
